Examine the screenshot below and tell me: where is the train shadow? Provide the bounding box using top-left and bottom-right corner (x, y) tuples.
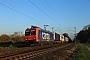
(0, 42), (27, 48)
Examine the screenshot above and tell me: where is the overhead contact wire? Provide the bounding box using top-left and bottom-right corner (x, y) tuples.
(44, 0), (74, 31)
(0, 2), (43, 24)
(28, 0), (59, 25)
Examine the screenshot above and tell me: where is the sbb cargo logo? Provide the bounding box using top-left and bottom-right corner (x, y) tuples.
(42, 32), (50, 39)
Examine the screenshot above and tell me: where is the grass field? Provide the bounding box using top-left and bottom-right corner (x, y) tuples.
(70, 43), (90, 60)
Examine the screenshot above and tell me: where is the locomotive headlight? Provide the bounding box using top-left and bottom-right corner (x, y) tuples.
(26, 39), (27, 40)
(34, 38), (35, 39)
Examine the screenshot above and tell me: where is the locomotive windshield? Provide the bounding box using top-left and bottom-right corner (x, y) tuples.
(25, 29), (36, 36)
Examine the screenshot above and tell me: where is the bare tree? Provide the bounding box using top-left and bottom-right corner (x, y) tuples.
(0, 34), (11, 42)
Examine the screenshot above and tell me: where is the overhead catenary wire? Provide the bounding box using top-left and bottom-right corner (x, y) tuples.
(0, 2), (44, 24)
(28, 0), (58, 24)
(1, 0), (71, 33)
(3, 0), (24, 14)
(28, 0), (67, 31)
(10, 0), (34, 15)
(44, 0), (74, 32)
(4, 0), (67, 32)
(39, 0), (67, 32)
(39, 0), (52, 14)
(39, 0), (61, 31)
(10, 0), (46, 23)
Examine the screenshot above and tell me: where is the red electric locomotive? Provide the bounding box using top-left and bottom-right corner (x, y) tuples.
(25, 26), (40, 44)
(25, 26), (54, 45)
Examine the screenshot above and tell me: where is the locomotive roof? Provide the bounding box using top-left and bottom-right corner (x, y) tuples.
(31, 25), (52, 33)
(26, 25), (54, 33)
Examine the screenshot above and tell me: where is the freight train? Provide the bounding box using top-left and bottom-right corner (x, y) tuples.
(25, 26), (69, 45)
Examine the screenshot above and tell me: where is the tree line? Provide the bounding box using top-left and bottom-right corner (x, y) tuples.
(76, 24), (90, 43)
(0, 31), (24, 43)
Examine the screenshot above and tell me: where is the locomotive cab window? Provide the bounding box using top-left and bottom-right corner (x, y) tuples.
(25, 29), (36, 36)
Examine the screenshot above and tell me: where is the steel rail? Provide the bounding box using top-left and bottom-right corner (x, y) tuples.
(0, 43), (72, 60)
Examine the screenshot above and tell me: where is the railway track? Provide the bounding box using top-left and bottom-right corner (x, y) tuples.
(0, 43), (73, 60)
(0, 43), (67, 57)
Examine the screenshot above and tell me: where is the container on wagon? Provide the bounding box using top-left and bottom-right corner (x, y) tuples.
(60, 34), (65, 43)
(64, 37), (69, 43)
(52, 32), (60, 41)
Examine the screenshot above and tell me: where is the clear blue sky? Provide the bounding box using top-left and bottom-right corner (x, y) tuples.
(0, 0), (90, 39)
